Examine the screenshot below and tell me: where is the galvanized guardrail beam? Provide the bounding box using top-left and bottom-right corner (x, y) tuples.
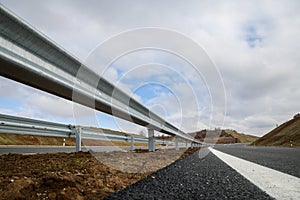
(0, 113), (192, 151)
(0, 5), (201, 145)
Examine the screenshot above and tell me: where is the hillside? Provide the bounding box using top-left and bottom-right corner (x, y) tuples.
(189, 129), (258, 144)
(224, 129), (258, 143)
(252, 114), (300, 147)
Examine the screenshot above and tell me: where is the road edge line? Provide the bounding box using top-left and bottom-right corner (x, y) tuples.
(209, 147), (300, 200)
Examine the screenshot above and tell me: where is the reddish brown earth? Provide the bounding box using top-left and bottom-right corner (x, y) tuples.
(189, 129), (258, 144)
(0, 148), (199, 200)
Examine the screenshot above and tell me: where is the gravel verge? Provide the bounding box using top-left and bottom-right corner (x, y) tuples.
(105, 148), (274, 199)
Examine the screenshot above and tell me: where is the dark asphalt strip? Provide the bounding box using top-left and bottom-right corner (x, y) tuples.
(0, 146), (78, 154)
(105, 149), (273, 200)
(214, 145), (300, 178)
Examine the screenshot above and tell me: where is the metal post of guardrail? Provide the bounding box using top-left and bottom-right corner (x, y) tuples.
(175, 136), (179, 150)
(75, 127), (82, 152)
(148, 129), (155, 152)
(185, 141), (188, 149)
(130, 136), (134, 151)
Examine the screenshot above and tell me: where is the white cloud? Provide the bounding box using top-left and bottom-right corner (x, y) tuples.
(24, 93), (73, 118)
(0, 0), (299, 136)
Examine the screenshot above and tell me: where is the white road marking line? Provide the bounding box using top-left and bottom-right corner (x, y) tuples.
(209, 147), (300, 200)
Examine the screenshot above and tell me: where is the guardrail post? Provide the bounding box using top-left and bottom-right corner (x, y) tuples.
(148, 129), (155, 152)
(175, 136), (179, 150)
(130, 136), (134, 151)
(185, 141), (188, 149)
(76, 127), (82, 152)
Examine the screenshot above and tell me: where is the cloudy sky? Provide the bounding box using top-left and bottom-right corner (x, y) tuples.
(0, 0), (299, 136)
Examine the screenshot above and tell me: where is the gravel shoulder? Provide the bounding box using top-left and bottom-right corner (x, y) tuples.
(105, 148), (273, 200)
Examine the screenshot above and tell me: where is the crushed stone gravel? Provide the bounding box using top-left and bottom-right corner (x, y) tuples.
(105, 148), (274, 200)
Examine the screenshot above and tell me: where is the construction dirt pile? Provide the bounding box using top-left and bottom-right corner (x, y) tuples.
(0, 148), (199, 199)
(190, 129), (258, 144)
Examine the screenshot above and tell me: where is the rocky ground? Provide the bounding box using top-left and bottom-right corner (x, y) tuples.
(0, 148), (199, 199)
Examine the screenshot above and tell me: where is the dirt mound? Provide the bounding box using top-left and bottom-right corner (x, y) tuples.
(0, 152), (148, 199)
(189, 129), (258, 144)
(252, 115), (300, 147)
(224, 129), (258, 143)
(0, 148), (200, 199)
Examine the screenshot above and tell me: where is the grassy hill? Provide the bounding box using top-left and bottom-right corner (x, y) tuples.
(224, 130), (258, 143)
(252, 114), (300, 147)
(189, 129), (258, 144)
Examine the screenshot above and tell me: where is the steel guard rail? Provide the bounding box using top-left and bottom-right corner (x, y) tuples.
(0, 113), (194, 151)
(0, 5), (200, 145)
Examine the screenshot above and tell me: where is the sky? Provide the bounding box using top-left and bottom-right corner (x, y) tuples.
(0, 0), (299, 136)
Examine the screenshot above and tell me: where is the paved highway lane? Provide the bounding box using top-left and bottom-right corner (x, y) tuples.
(0, 146), (78, 154)
(210, 147), (300, 199)
(214, 144), (300, 178)
(0, 145), (177, 154)
(0, 146), (134, 154)
(106, 145), (300, 199)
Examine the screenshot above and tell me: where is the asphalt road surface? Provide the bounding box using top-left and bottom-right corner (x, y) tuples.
(0, 145), (178, 155)
(214, 144), (300, 178)
(105, 144), (299, 199)
(105, 147), (274, 199)
(0, 145), (176, 154)
(0, 146), (132, 154)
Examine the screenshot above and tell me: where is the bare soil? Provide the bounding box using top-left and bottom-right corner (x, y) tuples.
(190, 129), (259, 144)
(0, 148), (199, 200)
(252, 116), (300, 147)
